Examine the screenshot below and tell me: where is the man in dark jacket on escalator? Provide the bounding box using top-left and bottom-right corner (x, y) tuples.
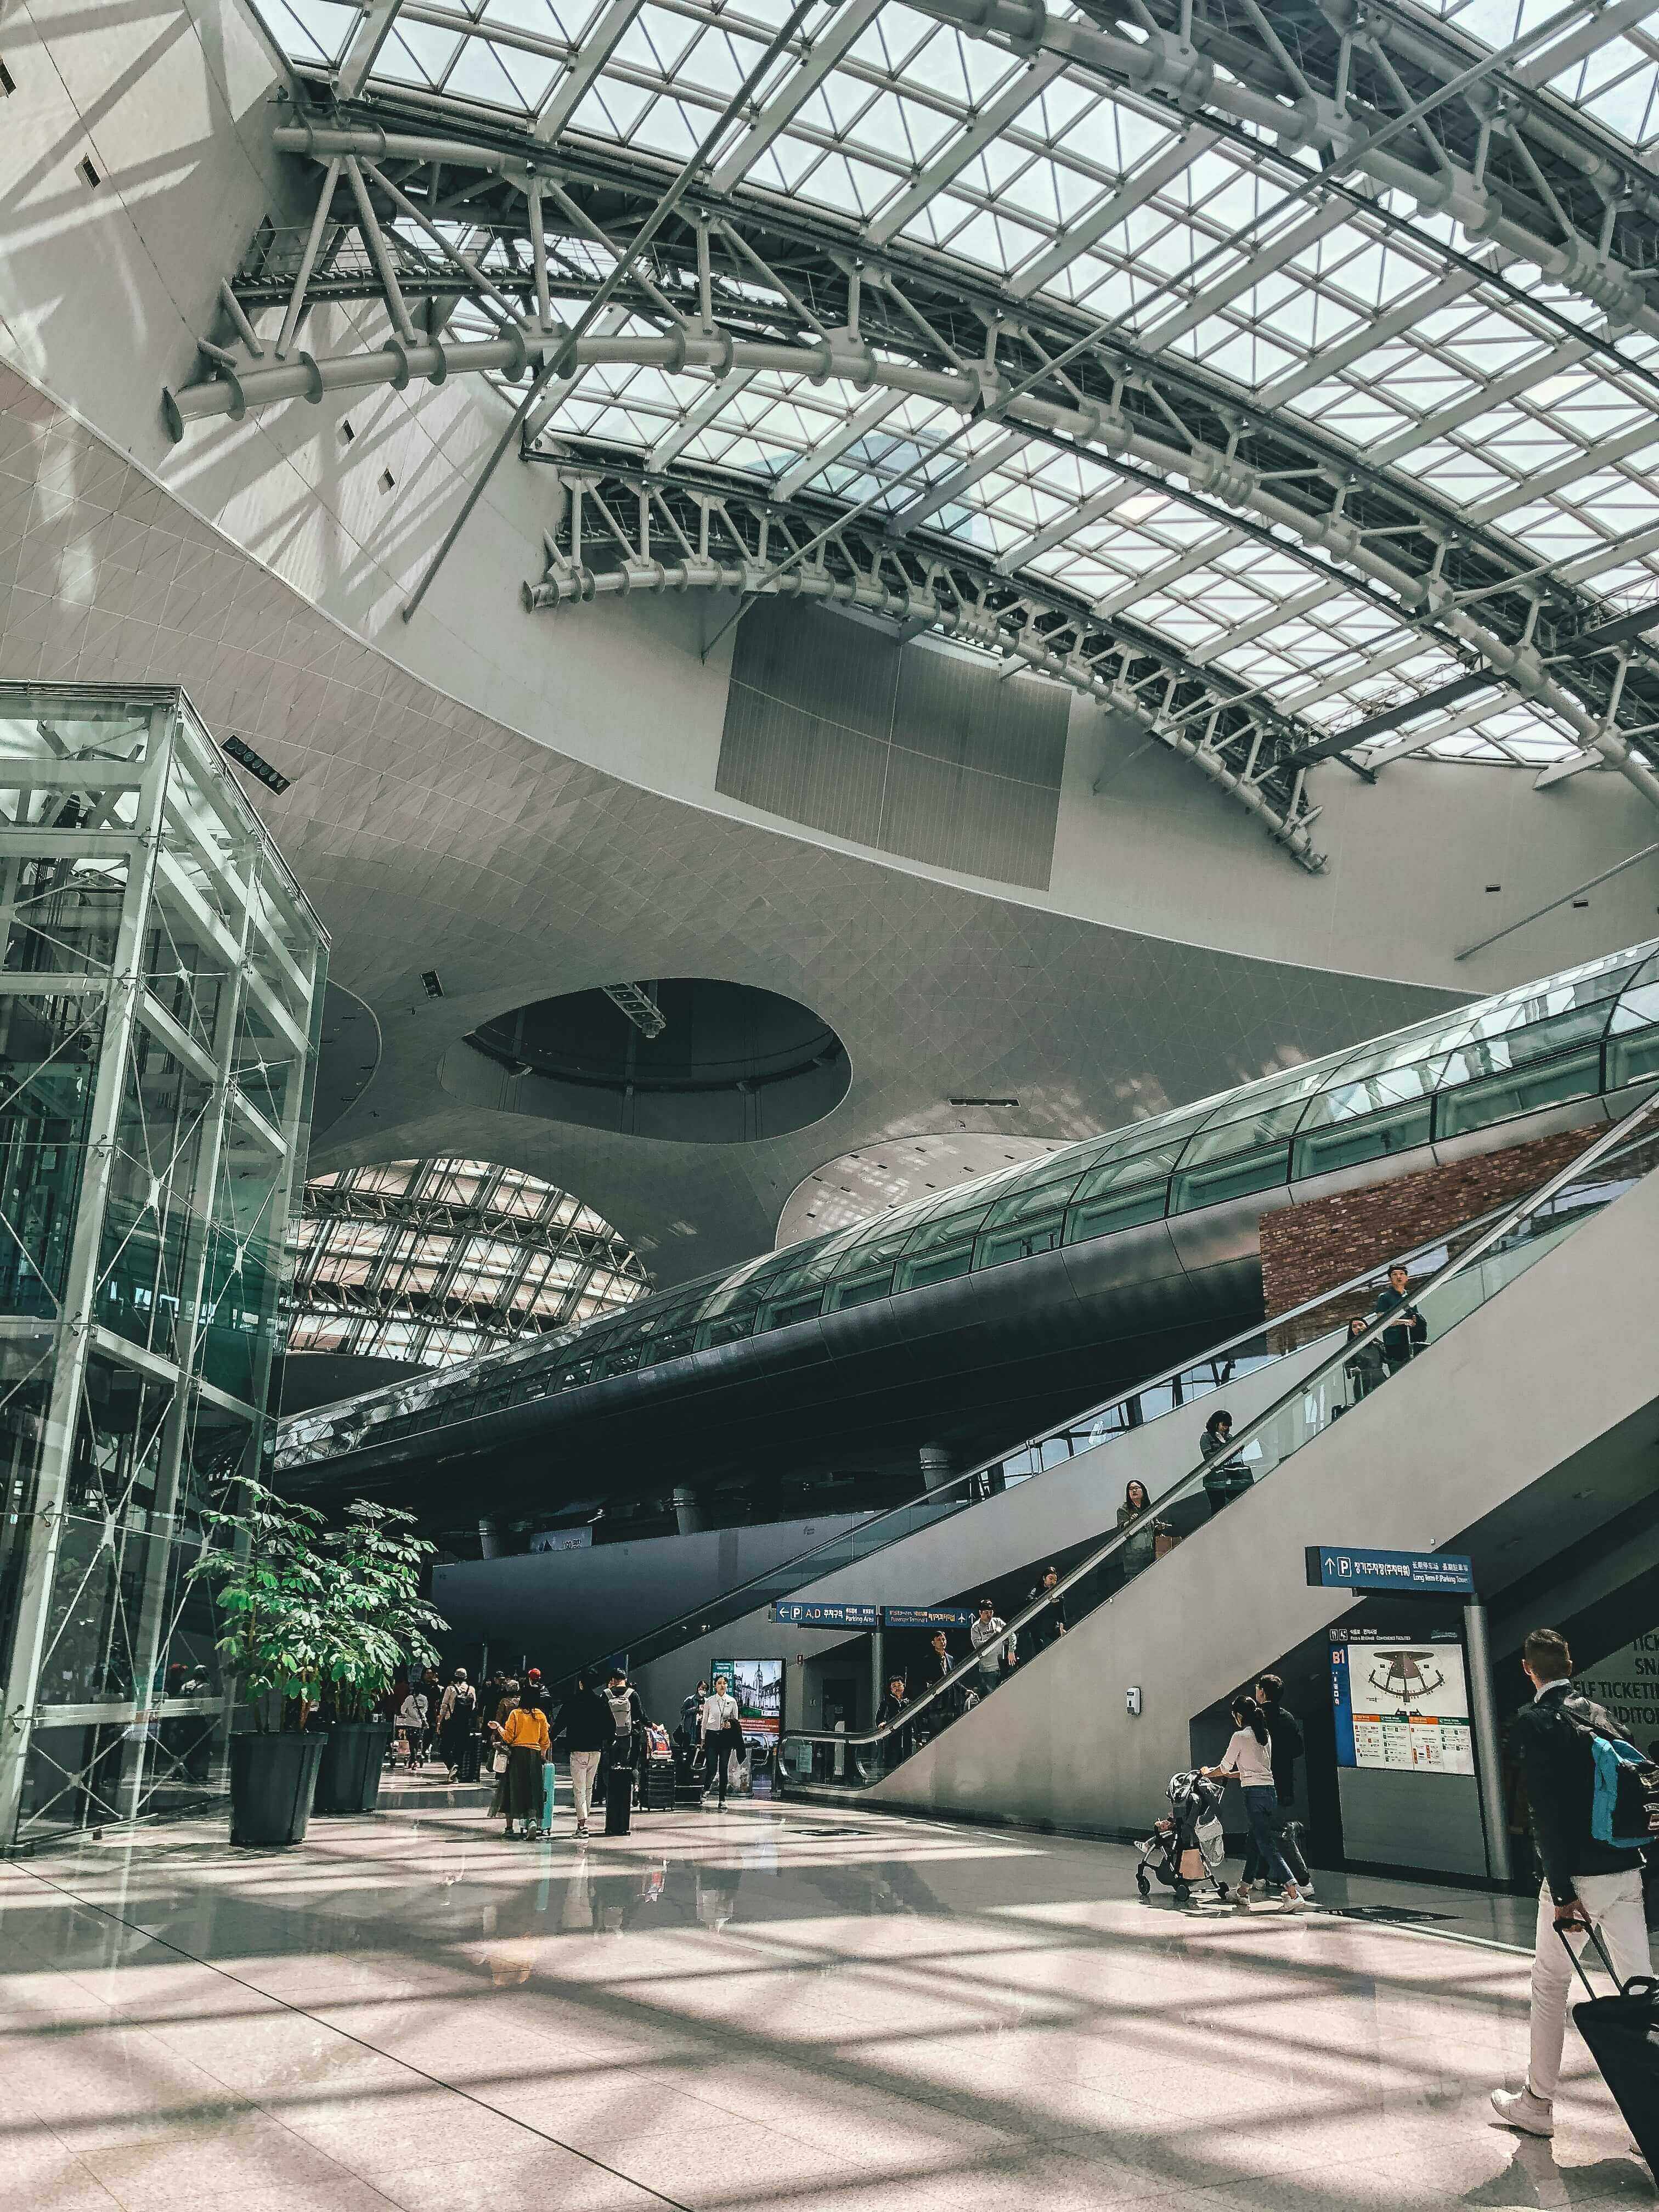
(1373, 1263), (1427, 1375)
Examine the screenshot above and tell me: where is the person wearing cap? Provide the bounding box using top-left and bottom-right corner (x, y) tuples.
(969, 1597), (1013, 1696)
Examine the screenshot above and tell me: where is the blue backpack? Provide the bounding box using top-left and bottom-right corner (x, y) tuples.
(1586, 1729), (1659, 1850)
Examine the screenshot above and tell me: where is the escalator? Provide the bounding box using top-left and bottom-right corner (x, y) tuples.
(552, 1108), (1646, 1726)
(770, 1094), (1659, 1847)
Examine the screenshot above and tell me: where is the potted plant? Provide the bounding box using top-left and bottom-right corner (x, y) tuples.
(313, 1501), (444, 1815)
(187, 1478), (330, 1846)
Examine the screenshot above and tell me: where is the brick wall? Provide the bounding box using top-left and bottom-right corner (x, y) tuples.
(1260, 1124), (1601, 1336)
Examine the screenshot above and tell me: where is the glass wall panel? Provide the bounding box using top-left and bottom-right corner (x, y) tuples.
(0, 685), (326, 1851)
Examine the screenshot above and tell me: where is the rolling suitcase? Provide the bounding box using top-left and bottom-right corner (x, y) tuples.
(639, 1725), (675, 1812)
(603, 1764), (634, 1835)
(1561, 1922), (1659, 2179)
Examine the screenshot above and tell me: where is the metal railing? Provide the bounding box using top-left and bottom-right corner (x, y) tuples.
(775, 1090), (1659, 1794)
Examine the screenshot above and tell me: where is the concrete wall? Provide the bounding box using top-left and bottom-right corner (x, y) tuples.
(432, 1511), (870, 1677)
(1, 0), (1655, 999)
(867, 1158), (1659, 1836)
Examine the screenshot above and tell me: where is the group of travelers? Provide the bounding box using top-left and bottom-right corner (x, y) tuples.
(485, 1666), (648, 1839)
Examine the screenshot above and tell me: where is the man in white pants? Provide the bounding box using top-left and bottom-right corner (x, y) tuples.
(1492, 1627), (1652, 2137)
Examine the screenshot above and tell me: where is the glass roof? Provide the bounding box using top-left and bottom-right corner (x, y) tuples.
(287, 1155), (647, 1369)
(266, 1), (1659, 772)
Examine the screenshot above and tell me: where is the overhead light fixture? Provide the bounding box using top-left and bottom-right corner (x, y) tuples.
(222, 733), (291, 794)
(601, 981), (667, 1038)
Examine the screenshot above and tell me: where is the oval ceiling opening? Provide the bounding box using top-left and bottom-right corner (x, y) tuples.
(459, 979), (850, 1143)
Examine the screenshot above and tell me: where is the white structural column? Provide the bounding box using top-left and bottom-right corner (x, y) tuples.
(1091, 529), (1246, 618)
(1369, 340), (1595, 471)
(1135, 202), (1353, 359)
(1190, 578), (1330, 665)
(1256, 272), (1479, 411)
(337, 0), (408, 97)
(648, 370), (759, 471)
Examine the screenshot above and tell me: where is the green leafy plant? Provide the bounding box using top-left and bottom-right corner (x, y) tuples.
(185, 1477), (328, 1732)
(320, 1501), (444, 1723)
(186, 1487), (447, 1733)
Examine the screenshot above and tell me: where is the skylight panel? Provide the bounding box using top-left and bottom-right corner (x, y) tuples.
(272, 0), (356, 66)
(574, 77), (650, 139)
(1187, 326), (1297, 386)
(923, 203), (1045, 274)
(380, 17), (466, 88)
(1584, 61), (1659, 144)
(444, 35), (540, 111)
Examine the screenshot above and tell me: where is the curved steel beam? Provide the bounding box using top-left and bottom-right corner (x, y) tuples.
(165, 280), (1659, 815)
(517, 459), (1333, 864)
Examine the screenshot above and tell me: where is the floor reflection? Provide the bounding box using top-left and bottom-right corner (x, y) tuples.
(0, 1799), (1648, 2212)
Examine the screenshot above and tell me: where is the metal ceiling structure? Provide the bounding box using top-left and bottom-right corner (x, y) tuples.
(165, 0), (1659, 861)
(289, 1154), (648, 1367)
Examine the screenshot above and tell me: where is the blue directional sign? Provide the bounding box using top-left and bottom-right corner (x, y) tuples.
(1306, 1545), (1474, 1595)
(769, 1600), (879, 1630)
(882, 1605), (976, 1632)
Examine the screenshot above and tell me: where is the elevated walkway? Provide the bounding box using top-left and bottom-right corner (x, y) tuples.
(766, 1104), (1659, 1859)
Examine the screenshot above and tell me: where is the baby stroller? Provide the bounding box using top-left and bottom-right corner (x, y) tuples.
(1136, 1769), (1231, 1904)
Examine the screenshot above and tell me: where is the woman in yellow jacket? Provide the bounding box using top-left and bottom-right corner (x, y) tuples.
(500, 1697), (550, 1839)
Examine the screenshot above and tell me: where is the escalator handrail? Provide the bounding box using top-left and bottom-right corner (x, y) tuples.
(548, 1183), (1538, 1695)
(777, 1085), (1659, 1761)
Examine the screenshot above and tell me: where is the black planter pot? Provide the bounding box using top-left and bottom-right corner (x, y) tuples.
(228, 1730), (327, 1846)
(313, 1721), (394, 1814)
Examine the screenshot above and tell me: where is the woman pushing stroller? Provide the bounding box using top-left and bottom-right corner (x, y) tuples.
(1203, 1693), (1306, 1906)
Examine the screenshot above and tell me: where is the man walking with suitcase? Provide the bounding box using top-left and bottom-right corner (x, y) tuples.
(1492, 1627), (1652, 2139)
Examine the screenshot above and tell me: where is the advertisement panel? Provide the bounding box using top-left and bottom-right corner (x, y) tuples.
(1330, 1627), (1474, 1776)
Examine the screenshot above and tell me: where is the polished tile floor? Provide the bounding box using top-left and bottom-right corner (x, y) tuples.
(2, 1781), (1651, 2212)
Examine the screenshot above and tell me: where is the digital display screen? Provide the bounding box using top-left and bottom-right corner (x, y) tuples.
(713, 1658), (782, 1742)
(1331, 1628), (1474, 1776)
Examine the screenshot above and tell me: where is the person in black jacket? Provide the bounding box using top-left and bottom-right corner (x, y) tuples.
(1254, 1672), (1313, 1898)
(919, 1629), (958, 1730)
(1372, 1263), (1427, 1374)
(876, 1676), (912, 1773)
(556, 1672), (612, 1838)
(1024, 1566), (1068, 1656)
(1492, 1627), (1652, 2138)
